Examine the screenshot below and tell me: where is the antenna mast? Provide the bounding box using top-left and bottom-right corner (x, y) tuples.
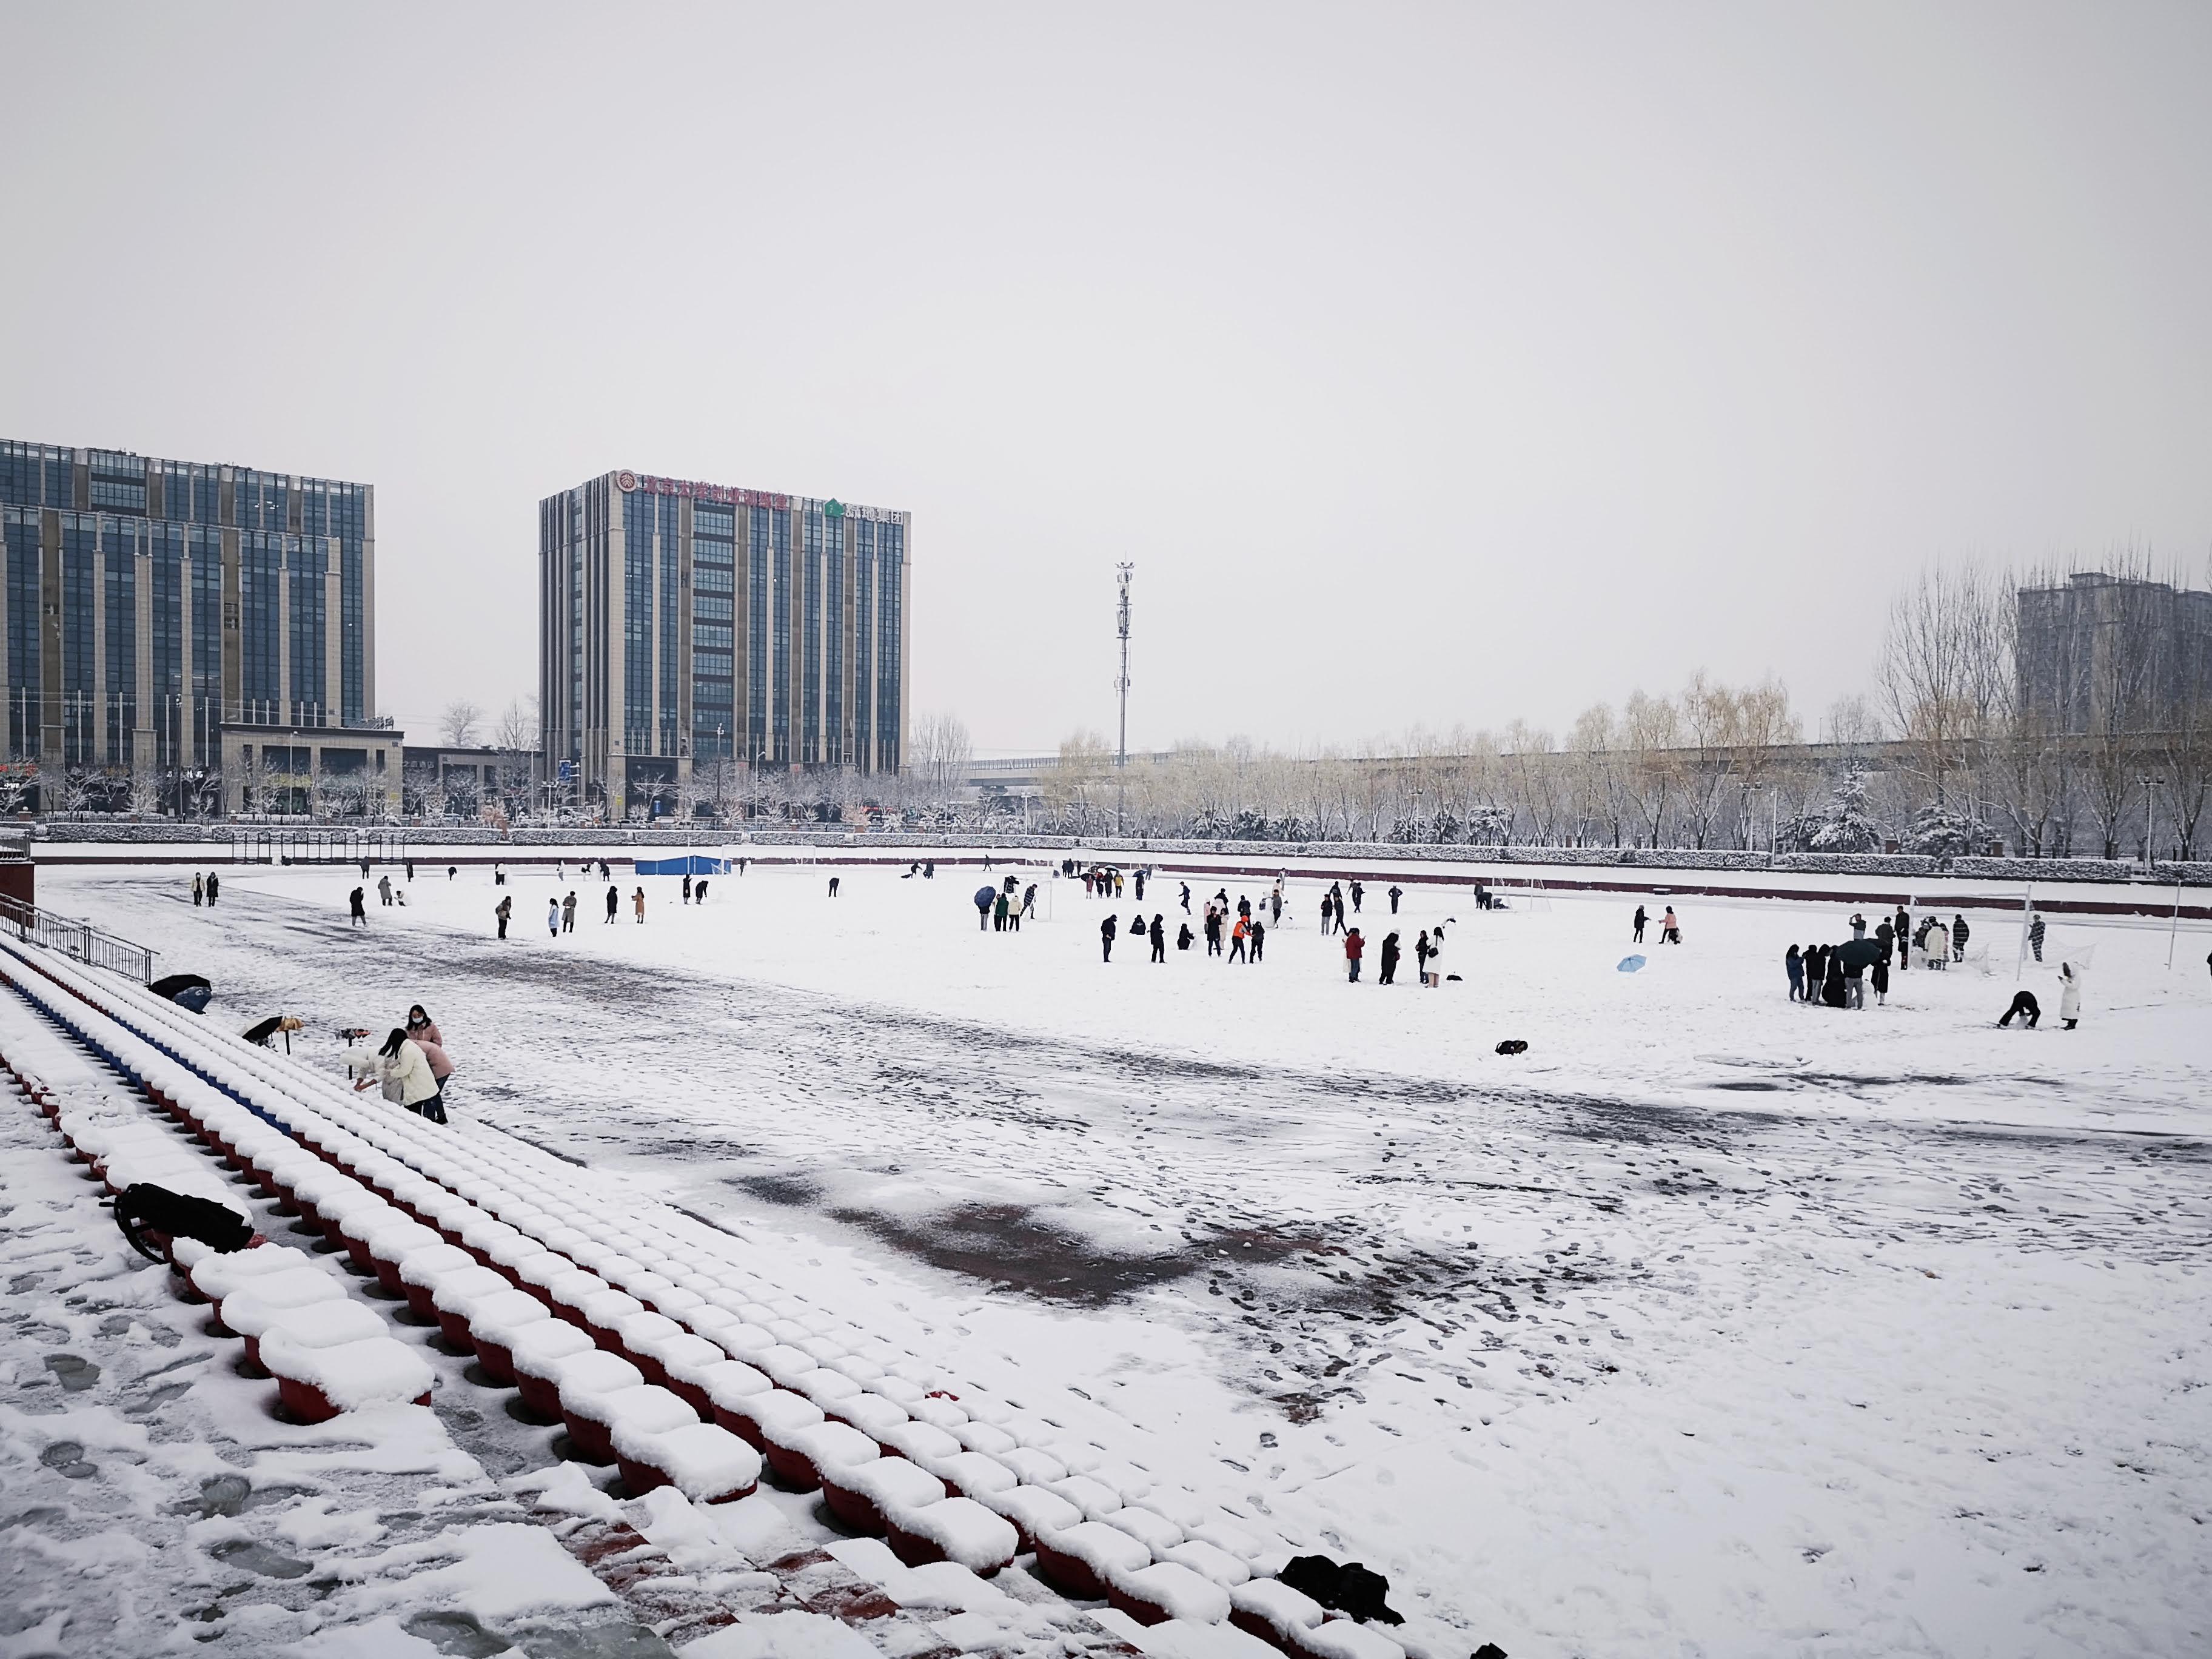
(1115, 563), (1133, 834)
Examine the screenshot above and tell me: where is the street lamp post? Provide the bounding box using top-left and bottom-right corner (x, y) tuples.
(2141, 777), (2162, 864)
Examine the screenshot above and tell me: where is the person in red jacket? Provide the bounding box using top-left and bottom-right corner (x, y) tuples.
(1344, 927), (1365, 982)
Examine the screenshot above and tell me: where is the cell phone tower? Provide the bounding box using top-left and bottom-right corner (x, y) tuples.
(1115, 563), (1133, 834)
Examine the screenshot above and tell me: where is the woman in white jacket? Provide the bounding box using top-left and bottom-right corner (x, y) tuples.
(2058, 962), (2083, 1030)
(356, 1028), (446, 1124)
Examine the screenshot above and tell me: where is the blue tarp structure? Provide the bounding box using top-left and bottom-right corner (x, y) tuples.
(634, 856), (730, 876)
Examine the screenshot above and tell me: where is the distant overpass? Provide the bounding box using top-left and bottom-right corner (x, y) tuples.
(964, 753), (1178, 793)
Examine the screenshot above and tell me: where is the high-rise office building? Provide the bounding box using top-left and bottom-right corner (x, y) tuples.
(538, 469), (909, 817)
(0, 440), (390, 811)
(2016, 571), (2212, 735)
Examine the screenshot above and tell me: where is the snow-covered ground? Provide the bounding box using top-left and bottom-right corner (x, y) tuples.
(30, 857), (2212, 1658)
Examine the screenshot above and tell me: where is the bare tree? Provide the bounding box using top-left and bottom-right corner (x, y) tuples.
(2159, 695), (2212, 860)
(127, 769), (166, 819)
(440, 699), (485, 747)
(0, 763), (33, 817)
(492, 695), (536, 752)
(906, 712), (973, 811)
(1879, 563), (2009, 815)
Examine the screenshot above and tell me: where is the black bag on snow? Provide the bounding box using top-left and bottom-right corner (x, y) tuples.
(113, 1183), (254, 1261)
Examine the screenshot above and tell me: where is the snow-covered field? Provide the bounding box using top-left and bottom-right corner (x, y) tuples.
(19, 856), (2212, 1657)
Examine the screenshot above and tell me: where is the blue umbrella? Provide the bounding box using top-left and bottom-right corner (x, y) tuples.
(974, 886), (997, 907)
(1617, 954), (1646, 973)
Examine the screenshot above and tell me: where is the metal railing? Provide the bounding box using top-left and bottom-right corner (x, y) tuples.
(0, 896), (159, 983)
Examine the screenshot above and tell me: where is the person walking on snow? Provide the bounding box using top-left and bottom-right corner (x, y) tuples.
(1952, 914), (1970, 962)
(2028, 911), (2046, 962)
(2058, 962), (2082, 1028)
(1100, 914), (1117, 962)
(605, 885), (618, 923)
(1388, 884), (1402, 914)
(1378, 931), (1400, 985)
(192, 873), (204, 907)
(1350, 880), (1364, 914)
(562, 891), (577, 932)
(632, 887), (646, 923)
(1661, 906), (1680, 944)
(205, 872), (219, 904)
(1150, 914), (1165, 962)
(1785, 944), (1804, 1000)
(378, 874), (393, 907)
(1179, 882), (1191, 913)
(1632, 905), (1646, 943)
(1416, 930), (1433, 982)
(1344, 927), (1366, 982)
(548, 898), (560, 937)
(348, 886), (367, 927)
(494, 895), (512, 939)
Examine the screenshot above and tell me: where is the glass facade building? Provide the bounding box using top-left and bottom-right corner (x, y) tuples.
(0, 440), (377, 779)
(539, 469), (908, 816)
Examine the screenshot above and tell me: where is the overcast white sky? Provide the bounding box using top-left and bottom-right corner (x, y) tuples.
(2, 3), (2207, 756)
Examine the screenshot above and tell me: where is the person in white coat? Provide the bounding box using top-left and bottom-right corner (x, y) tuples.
(2058, 962), (2082, 1030)
(355, 1028), (446, 1123)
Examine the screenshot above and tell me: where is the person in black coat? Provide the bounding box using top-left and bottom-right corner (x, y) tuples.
(1822, 951), (1848, 1007)
(1632, 904), (1647, 943)
(1176, 922), (1193, 951)
(1803, 944), (1826, 1004)
(1785, 944), (1804, 1000)
(1100, 914), (1116, 962)
(1388, 885), (1403, 913)
(1951, 914), (1971, 961)
(1378, 932), (1400, 984)
(1149, 914), (1165, 962)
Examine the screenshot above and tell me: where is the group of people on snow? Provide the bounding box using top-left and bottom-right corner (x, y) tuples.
(1781, 902), (2088, 1029)
(976, 877), (1037, 931)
